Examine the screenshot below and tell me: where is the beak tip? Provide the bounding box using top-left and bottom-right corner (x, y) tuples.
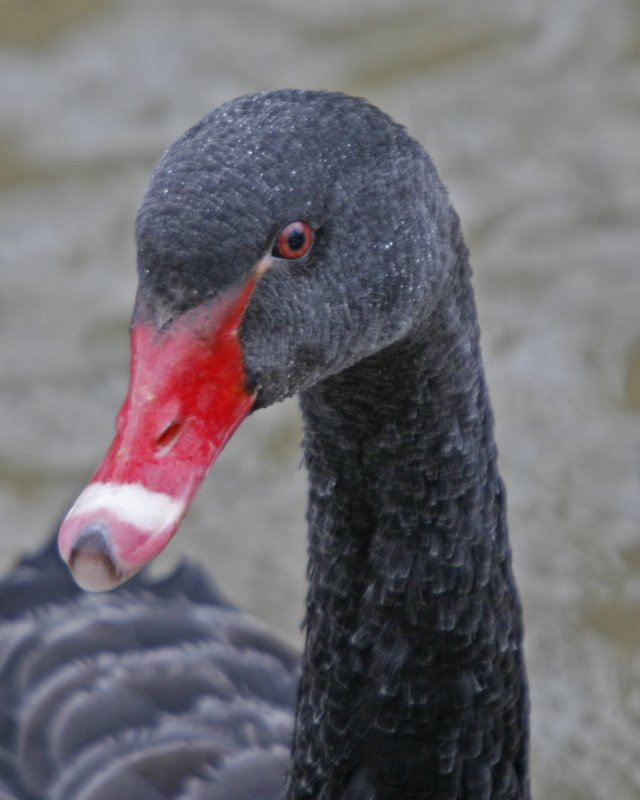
(68, 523), (123, 592)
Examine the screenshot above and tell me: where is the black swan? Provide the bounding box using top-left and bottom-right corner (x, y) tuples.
(0, 90), (530, 800)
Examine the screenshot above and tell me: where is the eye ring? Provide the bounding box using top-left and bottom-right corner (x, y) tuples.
(272, 221), (314, 260)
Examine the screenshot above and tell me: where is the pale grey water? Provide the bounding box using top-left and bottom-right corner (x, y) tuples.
(1, 1), (639, 797)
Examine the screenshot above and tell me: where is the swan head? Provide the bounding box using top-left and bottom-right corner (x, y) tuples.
(59, 90), (461, 590)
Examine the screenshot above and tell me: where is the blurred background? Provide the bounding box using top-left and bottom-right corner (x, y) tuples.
(1, 0), (639, 797)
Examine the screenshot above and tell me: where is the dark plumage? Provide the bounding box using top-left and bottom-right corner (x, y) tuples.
(0, 90), (529, 799)
(0, 537), (295, 800)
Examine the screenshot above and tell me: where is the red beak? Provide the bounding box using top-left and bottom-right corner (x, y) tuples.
(58, 278), (257, 591)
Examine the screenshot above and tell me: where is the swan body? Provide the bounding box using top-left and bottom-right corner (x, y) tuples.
(0, 90), (529, 799)
(0, 539), (295, 800)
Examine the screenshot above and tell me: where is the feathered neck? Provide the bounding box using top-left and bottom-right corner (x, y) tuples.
(287, 258), (530, 800)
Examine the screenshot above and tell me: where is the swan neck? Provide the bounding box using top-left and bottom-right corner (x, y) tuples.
(289, 280), (530, 799)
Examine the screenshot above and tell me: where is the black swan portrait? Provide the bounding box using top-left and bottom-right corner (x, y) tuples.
(0, 90), (530, 800)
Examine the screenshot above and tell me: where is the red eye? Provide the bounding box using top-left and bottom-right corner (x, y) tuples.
(272, 221), (314, 260)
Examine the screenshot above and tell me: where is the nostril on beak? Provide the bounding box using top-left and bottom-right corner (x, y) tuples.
(69, 523), (122, 592)
(155, 419), (183, 454)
